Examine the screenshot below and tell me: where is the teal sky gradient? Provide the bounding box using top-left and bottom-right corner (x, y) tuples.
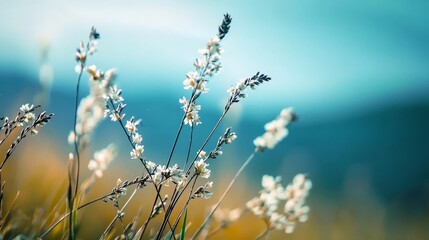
(0, 0), (428, 121)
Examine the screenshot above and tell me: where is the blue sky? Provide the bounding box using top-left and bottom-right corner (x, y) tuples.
(1, 0), (428, 122)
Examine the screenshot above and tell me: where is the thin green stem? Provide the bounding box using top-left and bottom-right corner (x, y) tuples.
(184, 125), (194, 170)
(101, 187), (139, 239)
(191, 151), (256, 240)
(186, 111), (227, 174)
(108, 99), (175, 236)
(40, 194), (106, 238)
(169, 175), (199, 236)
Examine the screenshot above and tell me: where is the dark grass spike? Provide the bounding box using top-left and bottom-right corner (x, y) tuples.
(90, 26), (100, 40)
(218, 13), (232, 40)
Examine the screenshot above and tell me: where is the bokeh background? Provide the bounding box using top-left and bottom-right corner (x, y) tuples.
(0, 0), (428, 239)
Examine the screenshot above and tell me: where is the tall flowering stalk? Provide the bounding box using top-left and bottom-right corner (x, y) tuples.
(37, 13), (312, 240)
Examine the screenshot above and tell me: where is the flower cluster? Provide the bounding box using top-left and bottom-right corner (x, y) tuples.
(69, 27), (116, 148)
(194, 159), (211, 178)
(179, 97), (201, 126)
(68, 73), (115, 147)
(179, 15), (231, 127)
(104, 85), (126, 122)
(75, 27), (100, 73)
(1, 106), (53, 169)
(253, 107), (296, 151)
(225, 72), (271, 111)
(19, 104), (36, 123)
(1, 104), (40, 138)
(206, 127), (237, 160)
(102, 81), (146, 163)
(88, 144), (117, 178)
(246, 174), (311, 234)
(151, 164), (186, 187)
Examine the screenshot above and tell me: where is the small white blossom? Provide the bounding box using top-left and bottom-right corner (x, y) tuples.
(130, 144), (144, 159)
(254, 107), (295, 151)
(86, 65), (103, 81)
(109, 85), (124, 103)
(194, 159), (211, 178)
(132, 133), (143, 144)
(198, 150), (207, 159)
(246, 174), (311, 235)
(145, 161), (157, 173)
(225, 132), (237, 144)
(88, 144), (117, 178)
(125, 118), (140, 134)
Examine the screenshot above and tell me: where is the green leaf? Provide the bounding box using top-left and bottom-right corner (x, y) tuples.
(179, 208), (188, 240)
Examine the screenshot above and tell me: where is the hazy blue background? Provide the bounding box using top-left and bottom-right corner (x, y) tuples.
(1, 1), (428, 239)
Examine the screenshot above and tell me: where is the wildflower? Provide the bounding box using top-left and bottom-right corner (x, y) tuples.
(224, 131), (237, 144)
(130, 144), (144, 159)
(183, 71), (199, 90)
(198, 150), (207, 159)
(254, 107), (295, 151)
(87, 65), (103, 81)
(20, 103), (33, 112)
(88, 144), (117, 178)
(152, 165), (166, 185)
(144, 160), (157, 173)
(246, 174), (311, 234)
(194, 159), (211, 178)
(213, 207), (242, 227)
(106, 111), (119, 121)
(109, 85), (123, 103)
(75, 41), (86, 63)
(181, 100), (202, 126)
(73, 94), (104, 146)
(132, 133), (142, 145)
(125, 117), (140, 134)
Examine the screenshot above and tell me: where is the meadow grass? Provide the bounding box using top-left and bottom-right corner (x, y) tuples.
(0, 14), (310, 240)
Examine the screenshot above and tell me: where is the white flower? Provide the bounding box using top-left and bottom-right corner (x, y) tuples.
(88, 144), (116, 178)
(247, 174), (311, 235)
(254, 107), (295, 151)
(20, 103), (33, 113)
(132, 133), (143, 145)
(194, 159), (210, 178)
(68, 131), (76, 145)
(179, 96), (188, 108)
(198, 150), (207, 159)
(24, 112), (35, 122)
(109, 112), (122, 122)
(75, 64), (82, 74)
(130, 145), (144, 159)
(183, 71), (199, 90)
(184, 110), (201, 126)
(145, 161), (157, 173)
(125, 118), (140, 133)
(152, 166), (164, 185)
(225, 132), (237, 144)
(86, 65), (102, 81)
(109, 85), (124, 103)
